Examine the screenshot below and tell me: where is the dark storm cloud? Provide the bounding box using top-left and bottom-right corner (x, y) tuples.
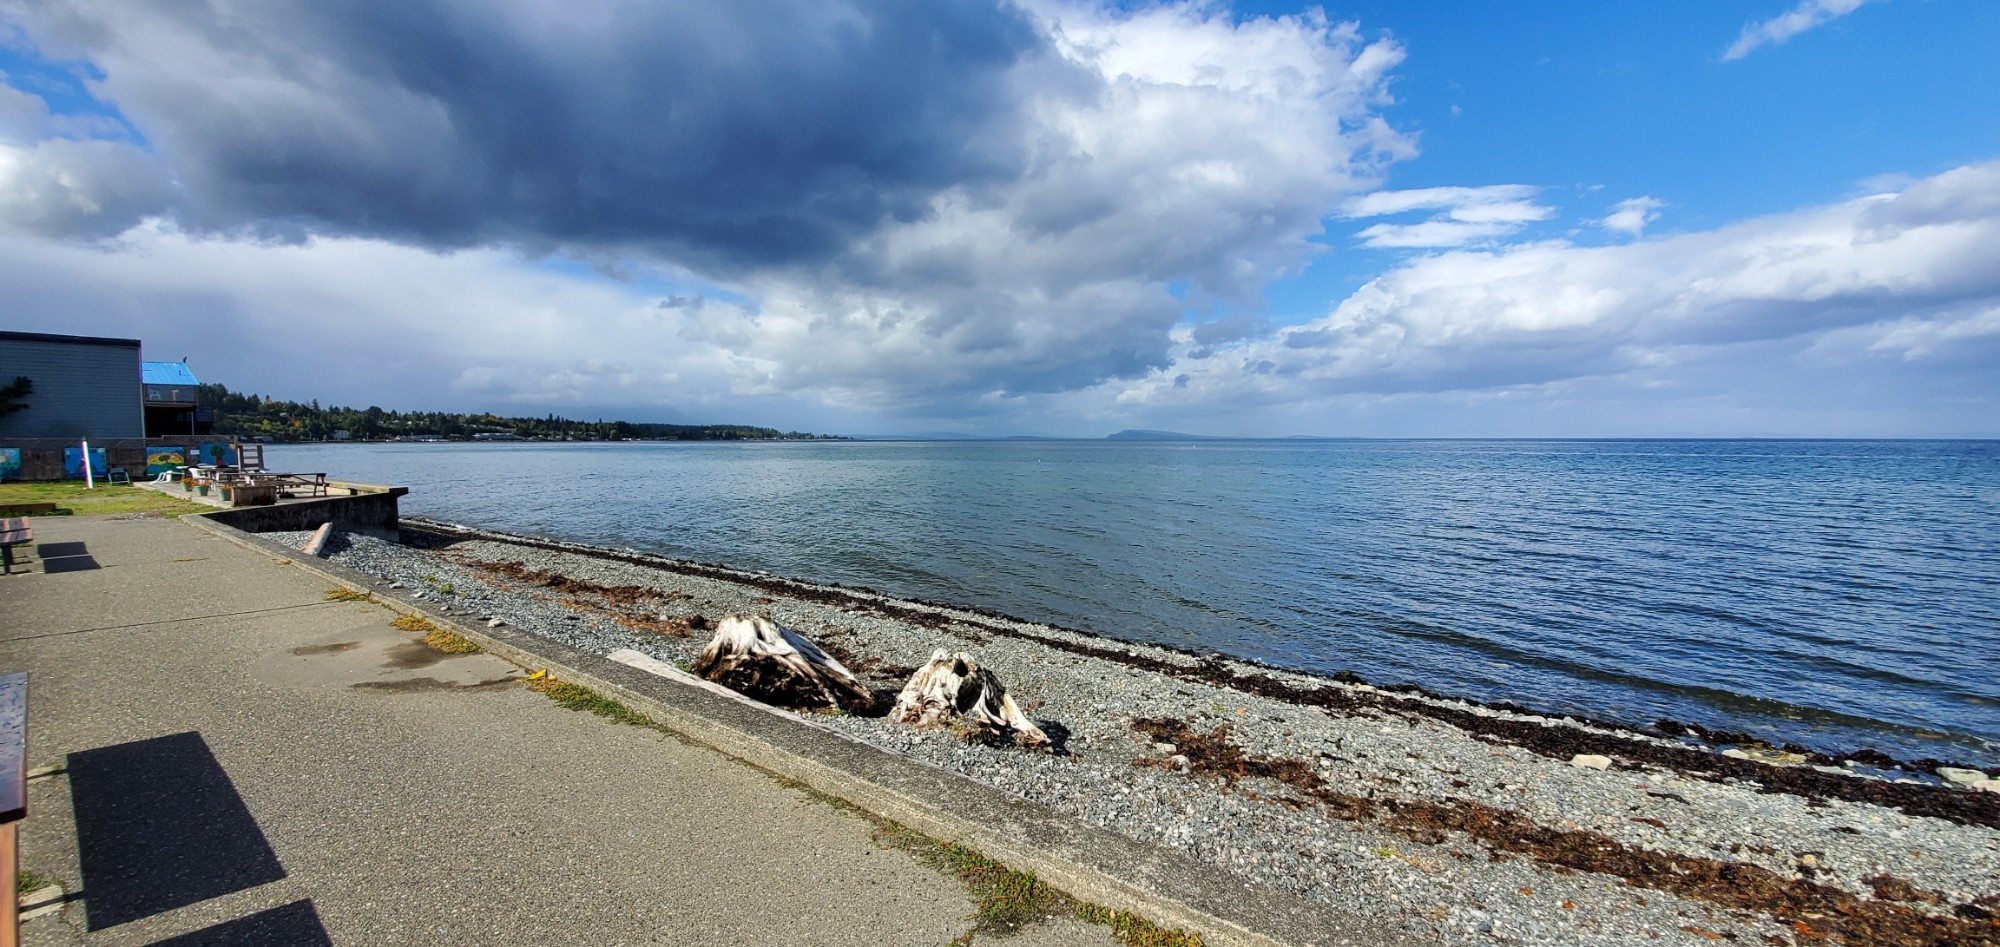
(17, 0), (1048, 265)
(6, 1), (1419, 414)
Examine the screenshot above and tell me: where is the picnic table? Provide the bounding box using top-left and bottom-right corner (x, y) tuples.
(249, 473), (329, 498)
(190, 468), (328, 501)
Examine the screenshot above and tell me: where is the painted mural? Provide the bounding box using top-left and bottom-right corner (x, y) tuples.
(63, 447), (108, 479)
(0, 448), (19, 482)
(146, 446), (189, 477)
(196, 443), (238, 467)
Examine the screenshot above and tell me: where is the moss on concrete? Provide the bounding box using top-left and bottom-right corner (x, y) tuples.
(527, 676), (655, 729)
(420, 626), (481, 654)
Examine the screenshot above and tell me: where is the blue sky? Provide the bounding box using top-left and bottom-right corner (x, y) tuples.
(2, 0), (1997, 436)
(1294, 1), (2000, 308)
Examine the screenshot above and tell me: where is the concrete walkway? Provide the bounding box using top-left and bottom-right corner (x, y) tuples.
(1, 515), (1112, 946)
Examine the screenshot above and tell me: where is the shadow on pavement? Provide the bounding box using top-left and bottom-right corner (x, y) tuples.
(36, 541), (100, 573)
(68, 732), (287, 931)
(145, 899), (333, 946)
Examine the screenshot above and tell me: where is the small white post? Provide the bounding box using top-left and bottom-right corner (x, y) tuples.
(82, 439), (94, 489)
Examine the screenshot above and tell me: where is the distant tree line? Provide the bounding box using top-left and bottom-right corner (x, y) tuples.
(200, 384), (834, 442)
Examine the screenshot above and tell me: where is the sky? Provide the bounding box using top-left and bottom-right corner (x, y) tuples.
(2, 0), (1997, 437)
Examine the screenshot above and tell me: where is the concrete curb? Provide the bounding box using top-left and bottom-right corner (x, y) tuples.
(181, 514), (1420, 947)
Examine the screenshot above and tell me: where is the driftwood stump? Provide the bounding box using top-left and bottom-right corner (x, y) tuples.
(691, 615), (875, 711)
(890, 649), (1049, 748)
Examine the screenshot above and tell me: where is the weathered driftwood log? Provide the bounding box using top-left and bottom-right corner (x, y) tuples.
(890, 649), (1049, 748)
(691, 615), (875, 711)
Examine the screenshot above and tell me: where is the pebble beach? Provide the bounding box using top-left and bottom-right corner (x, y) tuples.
(266, 518), (2000, 947)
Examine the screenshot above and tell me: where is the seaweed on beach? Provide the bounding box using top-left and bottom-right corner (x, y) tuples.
(1131, 718), (2000, 947)
(468, 559), (668, 607)
(455, 557), (706, 639)
(402, 520), (2000, 831)
(612, 613), (700, 638)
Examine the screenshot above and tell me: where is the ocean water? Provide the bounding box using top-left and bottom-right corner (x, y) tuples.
(275, 439), (2000, 765)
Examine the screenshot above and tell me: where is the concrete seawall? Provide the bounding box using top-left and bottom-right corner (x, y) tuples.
(138, 479), (409, 540)
(200, 482), (407, 539)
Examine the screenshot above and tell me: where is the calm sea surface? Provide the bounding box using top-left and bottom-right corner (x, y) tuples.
(276, 439), (2000, 765)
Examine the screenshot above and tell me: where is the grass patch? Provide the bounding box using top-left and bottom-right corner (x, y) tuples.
(527, 676), (654, 728)
(948, 847), (1065, 933)
(869, 822), (1202, 946)
(391, 613), (436, 633)
(420, 626), (481, 654)
(0, 481), (209, 517)
(324, 587), (372, 603)
(16, 868), (54, 896)
(1075, 905), (1206, 947)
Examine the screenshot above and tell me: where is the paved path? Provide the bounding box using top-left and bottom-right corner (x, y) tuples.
(1, 515), (1111, 946)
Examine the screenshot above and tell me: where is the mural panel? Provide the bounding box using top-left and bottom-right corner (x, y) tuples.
(196, 443), (238, 467)
(63, 447), (108, 479)
(0, 448), (19, 482)
(146, 446), (189, 477)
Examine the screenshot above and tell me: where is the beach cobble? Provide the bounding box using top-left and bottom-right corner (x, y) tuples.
(267, 522), (2000, 947)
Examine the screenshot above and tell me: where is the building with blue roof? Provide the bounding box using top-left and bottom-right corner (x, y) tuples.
(142, 360), (199, 388)
(143, 359), (212, 436)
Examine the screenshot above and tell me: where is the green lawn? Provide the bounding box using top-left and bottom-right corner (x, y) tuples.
(0, 481), (212, 517)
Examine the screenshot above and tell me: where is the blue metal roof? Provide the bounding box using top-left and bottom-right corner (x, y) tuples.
(142, 360), (200, 385)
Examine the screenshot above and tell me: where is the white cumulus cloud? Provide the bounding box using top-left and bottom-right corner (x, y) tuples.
(1724, 0), (1871, 61)
(1599, 196), (1664, 238)
(1341, 184), (1552, 248)
(1107, 160), (2000, 412)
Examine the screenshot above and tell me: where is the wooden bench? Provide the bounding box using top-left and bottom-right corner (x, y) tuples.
(2, 672), (27, 947)
(0, 519), (30, 576)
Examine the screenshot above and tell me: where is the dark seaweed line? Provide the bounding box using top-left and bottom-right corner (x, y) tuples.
(398, 518), (2000, 830)
(1131, 718), (2000, 947)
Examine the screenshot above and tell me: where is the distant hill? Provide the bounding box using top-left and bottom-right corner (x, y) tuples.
(200, 383), (835, 442)
(1105, 429), (1218, 440)
(853, 432), (1061, 441)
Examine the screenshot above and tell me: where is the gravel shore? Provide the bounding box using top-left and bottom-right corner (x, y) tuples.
(267, 519), (2000, 946)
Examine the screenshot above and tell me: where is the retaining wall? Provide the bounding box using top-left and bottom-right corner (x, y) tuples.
(201, 483), (408, 540)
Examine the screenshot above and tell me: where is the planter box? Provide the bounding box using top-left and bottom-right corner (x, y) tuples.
(231, 483), (277, 506)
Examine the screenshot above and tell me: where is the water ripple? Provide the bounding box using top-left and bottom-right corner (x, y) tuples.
(284, 438), (2000, 765)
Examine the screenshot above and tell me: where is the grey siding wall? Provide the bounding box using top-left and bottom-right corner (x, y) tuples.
(0, 333), (145, 439)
